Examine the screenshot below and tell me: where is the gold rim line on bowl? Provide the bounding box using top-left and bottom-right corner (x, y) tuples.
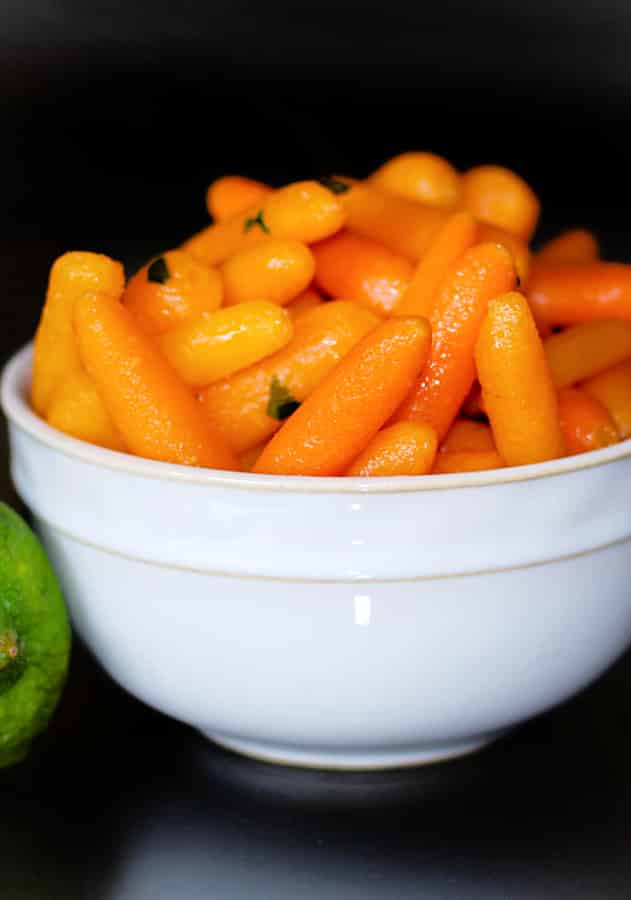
(4, 343), (631, 495)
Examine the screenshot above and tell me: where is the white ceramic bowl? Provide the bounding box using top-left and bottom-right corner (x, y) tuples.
(3, 344), (631, 770)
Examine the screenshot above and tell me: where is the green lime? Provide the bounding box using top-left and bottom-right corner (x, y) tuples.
(0, 502), (71, 767)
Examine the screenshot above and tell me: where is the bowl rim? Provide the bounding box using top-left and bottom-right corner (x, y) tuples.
(4, 343), (631, 495)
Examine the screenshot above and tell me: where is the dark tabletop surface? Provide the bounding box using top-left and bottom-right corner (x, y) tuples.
(3, 2), (631, 895)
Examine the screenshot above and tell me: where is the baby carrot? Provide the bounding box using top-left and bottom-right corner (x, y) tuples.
(32, 252), (125, 416)
(396, 211), (478, 317)
(253, 317), (432, 476)
(157, 302), (293, 387)
(475, 223), (531, 282)
(199, 301), (380, 452)
(528, 230), (597, 335)
(286, 287), (323, 320)
(433, 449), (504, 474)
(543, 320), (631, 387)
(46, 370), (125, 452)
(527, 262), (631, 325)
(220, 240), (315, 307)
(346, 422), (438, 476)
(183, 180), (346, 266)
(123, 250), (223, 336)
(395, 243), (516, 440)
(557, 387), (619, 455)
(182, 203), (269, 266)
(582, 359), (631, 438)
(535, 228), (599, 265)
(475, 291), (565, 466)
(74, 292), (237, 470)
(341, 181), (448, 260)
(312, 231), (414, 316)
(206, 176), (272, 222)
(263, 181), (347, 243)
(440, 418), (495, 453)
(461, 164), (540, 241)
(369, 152), (462, 208)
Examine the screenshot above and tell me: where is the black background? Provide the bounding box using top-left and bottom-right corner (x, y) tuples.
(2, 2), (631, 897)
(4, 0), (631, 341)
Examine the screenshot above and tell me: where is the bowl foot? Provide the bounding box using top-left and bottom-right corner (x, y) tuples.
(204, 731), (506, 771)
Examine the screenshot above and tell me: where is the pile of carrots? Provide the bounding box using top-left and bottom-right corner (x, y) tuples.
(31, 152), (631, 477)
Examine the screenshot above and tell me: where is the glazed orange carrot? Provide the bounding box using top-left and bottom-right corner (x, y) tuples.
(543, 320), (631, 387)
(395, 243), (516, 440)
(158, 302), (293, 387)
(433, 449), (504, 474)
(475, 223), (531, 282)
(74, 292), (237, 470)
(461, 165), (540, 241)
(46, 370), (125, 452)
(182, 202), (269, 266)
(286, 287), (323, 320)
(475, 292), (565, 465)
(522, 228), (600, 338)
(346, 422), (438, 476)
(582, 359), (631, 438)
(312, 231), (414, 316)
(557, 387), (619, 455)
(344, 183), (526, 276)
(527, 262), (631, 325)
(369, 152), (462, 208)
(123, 250), (223, 336)
(206, 176), (272, 222)
(341, 181), (448, 260)
(396, 211), (478, 317)
(220, 240), (315, 307)
(440, 418), (495, 453)
(32, 252), (125, 416)
(263, 181), (347, 243)
(183, 180), (346, 266)
(199, 301), (380, 452)
(254, 317), (432, 475)
(535, 228), (599, 265)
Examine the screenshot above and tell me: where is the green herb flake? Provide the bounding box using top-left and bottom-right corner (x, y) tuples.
(244, 210), (270, 234)
(147, 256), (170, 284)
(267, 375), (301, 420)
(317, 176), (351, 195)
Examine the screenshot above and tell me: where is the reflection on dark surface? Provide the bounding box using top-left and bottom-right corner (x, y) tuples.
(110, 704), (631, 900)
(0, 639), (630, 900)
